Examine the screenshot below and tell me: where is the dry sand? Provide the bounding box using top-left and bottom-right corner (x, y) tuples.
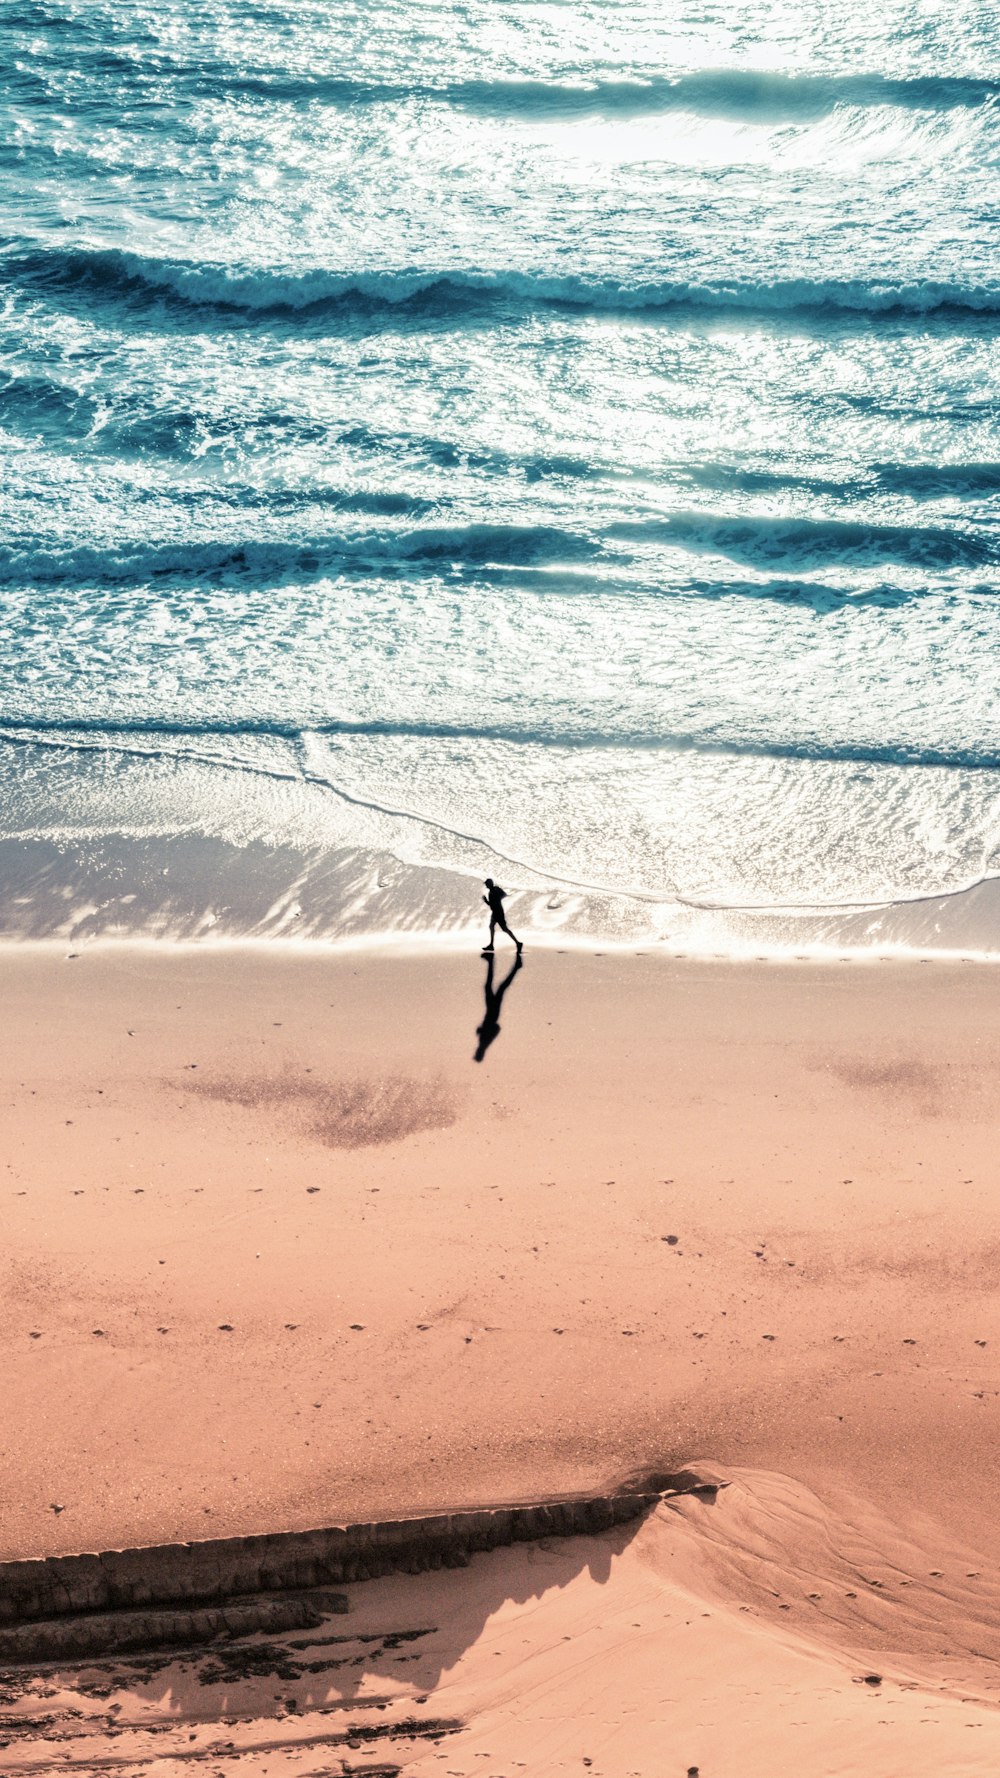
(2, 940), (1000, 1772)
(3, 1468), (1000, 1775)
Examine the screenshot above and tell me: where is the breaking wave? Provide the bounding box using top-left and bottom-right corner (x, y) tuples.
(58, 64), (1000, 120)
(0, 525), (603, 588)
(2, 510), (994, 590)
(6, 245), (1000, 325)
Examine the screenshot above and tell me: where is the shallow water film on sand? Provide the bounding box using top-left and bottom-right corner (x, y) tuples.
(1, 0), (999, 949)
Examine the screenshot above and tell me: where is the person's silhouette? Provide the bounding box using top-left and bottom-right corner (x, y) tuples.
(474, 949), (523, 1062)
(482, 877), (522, 954)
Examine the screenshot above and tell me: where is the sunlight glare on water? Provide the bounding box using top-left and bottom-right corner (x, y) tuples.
(0, 0), (999, 947)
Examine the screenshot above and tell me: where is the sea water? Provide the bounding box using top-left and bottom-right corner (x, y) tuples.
(1, 1), (999, 950)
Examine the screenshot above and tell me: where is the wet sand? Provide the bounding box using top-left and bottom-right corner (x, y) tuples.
(3, 940), (999, 1566)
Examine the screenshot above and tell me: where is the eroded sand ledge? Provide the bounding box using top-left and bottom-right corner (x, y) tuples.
(0, 1489), (662, 1656)
(2, 1465), (1000, 1776)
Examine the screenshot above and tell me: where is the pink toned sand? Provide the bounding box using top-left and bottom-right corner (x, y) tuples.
(2, 942), (1000, 1773)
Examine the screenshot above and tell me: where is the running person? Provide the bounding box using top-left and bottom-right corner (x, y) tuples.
(482, 878), (522, 954)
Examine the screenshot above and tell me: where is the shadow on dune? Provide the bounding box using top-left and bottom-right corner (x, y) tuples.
(17, 1518), (632, 1755)
(13, 1467), (1000, 1768)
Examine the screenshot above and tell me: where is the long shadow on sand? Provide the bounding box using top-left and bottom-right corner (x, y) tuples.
(474, 948), (523, 1062)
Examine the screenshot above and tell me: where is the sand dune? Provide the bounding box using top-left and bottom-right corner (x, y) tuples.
(2, 1467), (999, 1775)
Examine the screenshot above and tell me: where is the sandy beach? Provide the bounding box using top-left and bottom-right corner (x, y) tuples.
(3, 939), (1000, 1772)
(4, 940), (1000, 1561)
(6, 0), (999, 1765)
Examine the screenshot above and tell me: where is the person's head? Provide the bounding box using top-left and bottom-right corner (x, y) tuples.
(484, 877), (494, 889)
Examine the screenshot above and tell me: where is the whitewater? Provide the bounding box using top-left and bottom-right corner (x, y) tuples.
(2, 0), (999, 952)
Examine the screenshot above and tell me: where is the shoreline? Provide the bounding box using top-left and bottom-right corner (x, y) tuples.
(4, 827), (1000, 957)
(5, 927), (1000, 965)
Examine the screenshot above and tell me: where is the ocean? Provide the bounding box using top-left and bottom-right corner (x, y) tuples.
(2, 0), (999, 953)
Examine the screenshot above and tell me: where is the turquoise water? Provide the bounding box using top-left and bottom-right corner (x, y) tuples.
(2, 2), (999, 946)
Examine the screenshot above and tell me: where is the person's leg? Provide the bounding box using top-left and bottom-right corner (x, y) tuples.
(500, 914), (522, 952)
(484, 915), (496, 952)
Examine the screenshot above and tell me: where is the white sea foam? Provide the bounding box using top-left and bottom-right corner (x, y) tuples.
(2, 0), (998, 952)
(11, 244), (1000, 320)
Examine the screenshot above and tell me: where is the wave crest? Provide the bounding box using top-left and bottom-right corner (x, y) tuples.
(130, 67), (1000, 120)
(0, 524), (603, 589)
(8, 245), (1000, 325)
(2, 507), (993, 590)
